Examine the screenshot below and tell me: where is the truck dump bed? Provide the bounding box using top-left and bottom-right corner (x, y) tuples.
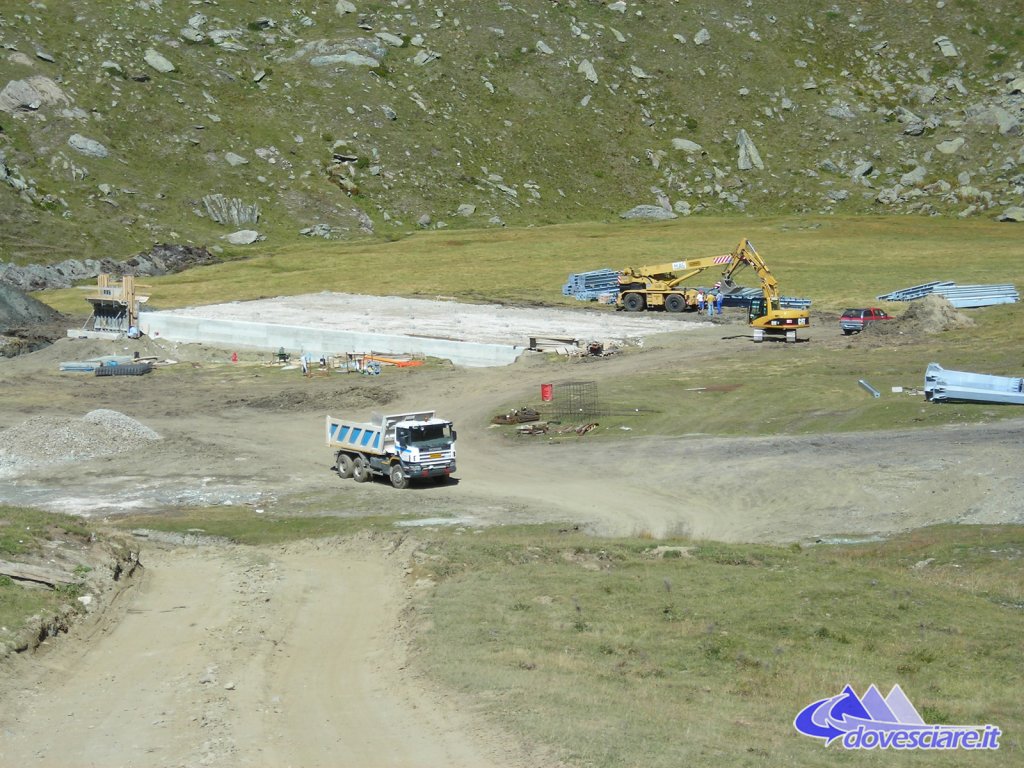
(325, 411), (437, 456)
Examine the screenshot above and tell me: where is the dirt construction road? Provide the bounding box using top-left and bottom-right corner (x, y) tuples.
(0, 537), (528, 768)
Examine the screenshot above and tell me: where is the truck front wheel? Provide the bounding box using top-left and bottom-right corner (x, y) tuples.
(335, 453), (354, 479)
(353, 457), (372, 483)
(389, 463), (410, 489)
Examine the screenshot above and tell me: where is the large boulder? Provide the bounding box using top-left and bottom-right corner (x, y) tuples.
(620, 205), (677, 220)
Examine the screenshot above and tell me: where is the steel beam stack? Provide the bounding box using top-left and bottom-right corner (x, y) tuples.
(924, 363), (1024, 405)
(562, 269), (620, 302)
(878, 281), (1019, 308)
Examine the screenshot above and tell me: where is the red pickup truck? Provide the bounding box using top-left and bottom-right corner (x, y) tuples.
(840, 307), (893, 334)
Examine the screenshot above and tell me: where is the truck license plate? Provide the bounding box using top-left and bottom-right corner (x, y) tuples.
(429, 453), (441, 459)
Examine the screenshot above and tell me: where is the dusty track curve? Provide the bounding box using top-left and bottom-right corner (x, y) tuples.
(0, 539), (527, 768)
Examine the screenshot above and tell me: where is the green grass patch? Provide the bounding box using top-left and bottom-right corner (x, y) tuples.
(38, 216), (1024, 315)
(412, 524), (1023, 767)
(492, 299), (1024, 439)
(0, 505), (96, 645)
(0, 505), (91, 557)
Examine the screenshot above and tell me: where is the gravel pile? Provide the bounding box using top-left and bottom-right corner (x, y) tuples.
(0, 409), (160, 477)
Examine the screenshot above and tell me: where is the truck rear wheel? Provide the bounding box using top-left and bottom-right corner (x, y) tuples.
(335, 453), (354, 479)
(622, 293), (645, 312)
(389, 464), (410, 489)
(353, 457), (371, 483)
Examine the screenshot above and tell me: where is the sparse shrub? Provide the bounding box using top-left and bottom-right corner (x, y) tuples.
(814, 626), (850, 644)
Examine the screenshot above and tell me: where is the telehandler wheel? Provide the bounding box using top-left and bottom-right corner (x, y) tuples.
(335, 453), (354, 479)
(664, 294), (685, 313)
(622, 293), (645, 312)
(389, 463), (410, 489)
(353, 457), (372, 483)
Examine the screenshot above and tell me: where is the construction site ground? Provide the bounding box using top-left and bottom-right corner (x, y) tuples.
(0, 297), (1021, 767)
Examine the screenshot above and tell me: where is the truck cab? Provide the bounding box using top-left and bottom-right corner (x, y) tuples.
(392, 419), (457, 480)
(327, 411), (457, 489)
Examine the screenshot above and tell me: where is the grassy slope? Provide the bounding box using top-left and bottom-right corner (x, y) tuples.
(41, 215), (1024, 311)
(1, 1), (1021, 261)
(5, 512), (1021, 764)
(414, 524), (1023, 767)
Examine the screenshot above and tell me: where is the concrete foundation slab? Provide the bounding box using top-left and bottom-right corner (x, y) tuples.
(138, 292), (705, 367)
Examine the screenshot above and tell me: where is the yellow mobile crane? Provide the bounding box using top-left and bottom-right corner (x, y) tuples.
(616, 252), (735, 312)
(718, 238), (810, 341)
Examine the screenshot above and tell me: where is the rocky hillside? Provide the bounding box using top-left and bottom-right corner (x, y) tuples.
(0, 0), (1021, 264)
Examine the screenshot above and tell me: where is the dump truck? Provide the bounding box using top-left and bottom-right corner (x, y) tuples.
(326, 411), (457, 489)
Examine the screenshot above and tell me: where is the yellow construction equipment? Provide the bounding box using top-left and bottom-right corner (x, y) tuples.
(617, 252), (734, 312)
(719, 238), (810, 341)
(616, 238), (810, 340)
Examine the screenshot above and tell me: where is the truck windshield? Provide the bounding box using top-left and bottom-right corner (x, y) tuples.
(397, 423), (453, 450)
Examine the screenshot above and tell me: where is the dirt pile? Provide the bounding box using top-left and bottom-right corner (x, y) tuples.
(867, 294), (974, 338)
(0, 284), (63, 331)
(0, 409), (160, 478)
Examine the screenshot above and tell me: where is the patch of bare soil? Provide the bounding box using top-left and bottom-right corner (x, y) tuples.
(230, 383), (398, 412)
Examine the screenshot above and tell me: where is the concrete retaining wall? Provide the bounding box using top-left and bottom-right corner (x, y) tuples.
(138, 312), (525, 368)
